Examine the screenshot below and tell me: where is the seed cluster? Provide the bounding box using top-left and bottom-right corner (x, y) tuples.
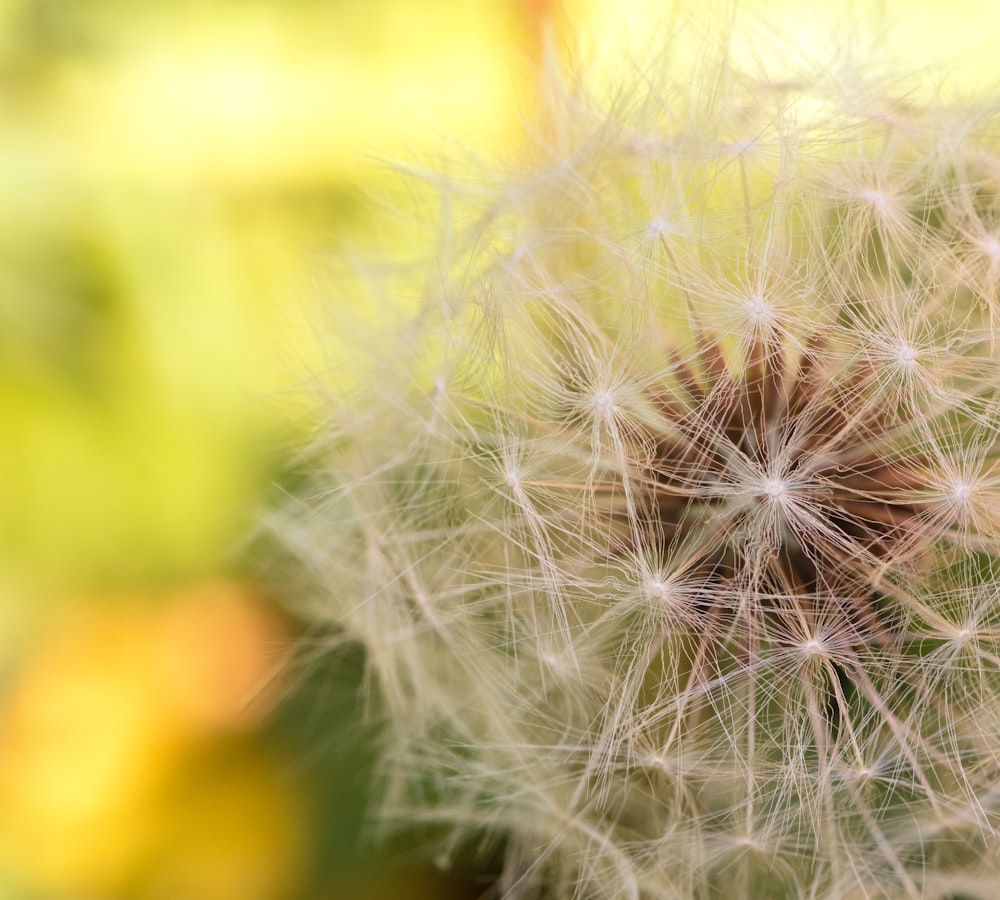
(279, 44), (1000, 900)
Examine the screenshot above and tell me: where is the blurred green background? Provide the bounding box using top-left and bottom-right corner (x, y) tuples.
(0, 1), (552, 897)
(0, 1), (998, 898)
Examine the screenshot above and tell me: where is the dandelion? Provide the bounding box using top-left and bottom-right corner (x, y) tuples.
(270, 14), (1000, 900)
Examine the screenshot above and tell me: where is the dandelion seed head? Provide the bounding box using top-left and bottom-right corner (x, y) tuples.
(640, 752), (670, 773)
(646, 578), (674, 603)
(761, 476), (789, 502)
(734, 835), (764, 852)
(853, 766), (877, 785)
(951, 480), (973, 504)
(590, 390), (616, 413)
(978, 235), (1000, 263)
(859, 186), (893, 213)
(893, 341), (919, 369)
(800, 638), (827, 660)
(723, 138), (755, 157)
(275, 17), (1000, 899)
(647, 216), (669, 236)
(745, 292), (775, 326)
(540, 650), (572, 679)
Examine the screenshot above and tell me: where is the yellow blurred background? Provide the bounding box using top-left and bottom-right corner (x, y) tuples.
(0, 1), (997, 897)
(0, 2), (554, 896)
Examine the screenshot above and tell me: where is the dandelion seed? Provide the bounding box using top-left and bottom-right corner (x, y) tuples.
(950, 480), (973, 504)
(646, 578), (668, 598)
(859, 186), (894, 214)
(761, 476), (788, 501)
(852, 766), (877, 786)
(893, 341), (919, 369)
(590, 390), (616, 413)
(977, 235), (1000, 263)
(511, 244), (530, 263)
(647, 217), (670, 236)
(800, 638), (827, 660)
(723, 138), (756, 157)
(745, 293), (773, 326)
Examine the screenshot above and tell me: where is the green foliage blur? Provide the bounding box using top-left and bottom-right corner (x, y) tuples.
(0, 1), (539, 897)
(0, 0), (537, 595)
